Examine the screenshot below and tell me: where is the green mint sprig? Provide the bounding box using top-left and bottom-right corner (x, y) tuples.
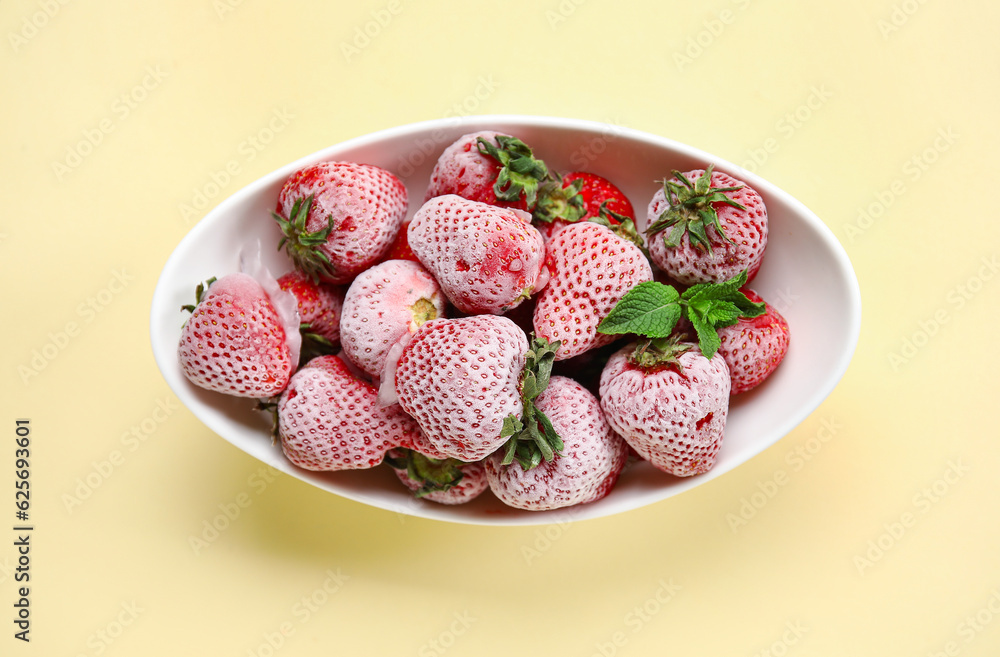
(596, 270), (764, 359)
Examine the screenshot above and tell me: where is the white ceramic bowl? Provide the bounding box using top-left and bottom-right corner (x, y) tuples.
(150, 115), (861, 526)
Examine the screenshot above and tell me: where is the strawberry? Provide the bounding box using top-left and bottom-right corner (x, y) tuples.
(533, 171), (635, 241)
(716, 288), (790, 394)
(408, 195), (547, 315)
(273, 161), (408, 284)
(178, 272), (300, 398)
(385, 448), (489, 505)
(380, 216), (419, 263)
(533, 221), (653, 361)
(388, 315), (530, 462)
(339, 259), (447, 380)
(425, 131), (549, 211)
(485, 376), (628, 511)
(277, 354), (419, 471)
(599, 339), (731, 477)
(276, 270), (344, 361)
(646, 166), (767, 285)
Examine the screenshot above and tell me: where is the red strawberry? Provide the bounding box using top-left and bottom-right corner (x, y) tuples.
(533, 221), (653, 361)
(178, 273), (299, 398)
(390, 315), (529, 462)
(425, 131), (549, 211)
(273, 161), (408, 284)
(485, 376), (628, 511)
(599, 339), (731, 477)
(646, 166), (767, 285)
(386, 448), (489, 505)
(716, 288), (790, 394)
(408, 195), (547, 315)
(339, 259), (447, 380)
(277, 355), (419, 471)
(380, 216), (419, 262)
(533, 171), (635, 241)
(276, 270), (344, 347)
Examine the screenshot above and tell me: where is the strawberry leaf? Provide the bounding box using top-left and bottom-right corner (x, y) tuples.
(500, 336), (564, 470)
(533, 174), (585, 224)
(476, 136), (549, 209)
(596, 281), (682, 338)
(272, 194), (338, 283)
(386, 448), (467, 498)
(646, 164), (745, 254)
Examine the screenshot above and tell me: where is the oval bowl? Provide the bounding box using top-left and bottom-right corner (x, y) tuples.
(150, 115), (861, 526)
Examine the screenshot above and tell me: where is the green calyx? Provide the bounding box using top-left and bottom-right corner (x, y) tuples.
(384, 448), (466, 498)
(499, 335), (564, 471)
(181, 276), (217, 315)
(476, 135), (549, 209)
(596, 269), (765, 359)
(297, 322), (336, 367)
(589, 202), (647, 254)
(532, 174), (585, 224)
(272, 194), (337, 283)
(646, 164), (745, 253)
(628, 335), (693, 371)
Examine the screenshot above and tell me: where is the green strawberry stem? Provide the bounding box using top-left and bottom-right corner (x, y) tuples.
(629, 335), (692, 370)
(646, 164), (745, 253)
(255, 398), (280, 445)
(181, 276), (217, 314)
(272, 194), (337, 283)
(596, 270), (765, 359)
(476, 136), (549, 210)
(383, 448), (466, 497)
(500, 335), (564, 471)
(297, 322), (337, 367)
(589, 203), (648, 255)
(532, 173), (585, 224)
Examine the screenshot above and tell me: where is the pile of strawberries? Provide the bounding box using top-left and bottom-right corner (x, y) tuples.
(177, 129), (790, 511)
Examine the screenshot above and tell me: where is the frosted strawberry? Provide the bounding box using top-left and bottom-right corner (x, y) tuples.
(380, 216), (419, 263)
(178, 272), (300, 398)
(273, 161), (408, 284)
(339, 259), (446, 380)
(646, 166), (767, 285)
(277, 355), (419, 471)
(408, 195), (547, 315)
(385, 449), (489, 505)
(533, 221), (653, 361)
(485, 376), (628, 511)
(533, 171), (635, 241)
(716, 289), (790, 394)
(600, 339), (731, 477)
(388, 315), (530, 462)
(277, 270), (344, 361)
(425, 131), (549, 211)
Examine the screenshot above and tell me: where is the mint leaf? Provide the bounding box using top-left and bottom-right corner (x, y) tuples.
(688, 313), (722, 359)
(597, 281), (682, 337)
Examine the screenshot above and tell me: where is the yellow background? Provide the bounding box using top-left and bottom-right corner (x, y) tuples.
(3, 0), (999, 655)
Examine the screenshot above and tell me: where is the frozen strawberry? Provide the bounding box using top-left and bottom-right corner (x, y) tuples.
(273, 161), (408, 284)
(533, 221), (653, 361)
(716, 288), (790, 394)
(533, 171), (635, 241)
(600, 339), (731, 477)
(485, 376), (628, 511)
(386, 448), (489, 505)
(277, 269), (344, 353)
(380, 216), (419, 263)
(646, 166), (767, 285)
(277, 355), (419, 471)
(408, 195), (547, 315)
(425, 131), (549, 211)
(389, 315), (529, 462)
(178, 272), (299, 398)
(339, 259), (446, 380)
